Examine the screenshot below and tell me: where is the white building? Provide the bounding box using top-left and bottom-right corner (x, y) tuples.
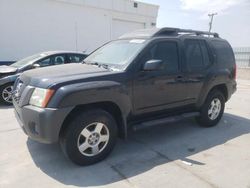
(0, 0), (159, 62)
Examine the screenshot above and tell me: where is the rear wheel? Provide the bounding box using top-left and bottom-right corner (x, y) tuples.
(196, 90), (225, 127)
(60, 109), (117, 166)
(0, 83), (14, 105)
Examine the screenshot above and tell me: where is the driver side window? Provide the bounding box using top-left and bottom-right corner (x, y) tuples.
(37, 57), (52, 67)
(140, 41), (179, 73)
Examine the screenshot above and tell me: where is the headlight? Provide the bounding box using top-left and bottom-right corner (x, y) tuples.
(29, 88), (55, 108)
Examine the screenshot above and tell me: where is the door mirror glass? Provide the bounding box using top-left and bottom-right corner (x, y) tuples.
(32, 64), (40, 69)
(143, 59), (163, 71)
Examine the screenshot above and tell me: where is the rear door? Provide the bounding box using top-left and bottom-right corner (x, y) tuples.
(183, 39), (213, 103)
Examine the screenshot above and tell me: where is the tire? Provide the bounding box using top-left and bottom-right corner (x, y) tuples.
(60, 109), (118, 166)
(0, 83), (14, 105)
(196, 90), (225, 127)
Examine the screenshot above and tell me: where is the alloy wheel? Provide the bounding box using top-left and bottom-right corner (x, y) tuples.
(77, 122), (110, 157)
(2, 85), (13, 103)
(208, 98), (221, 120)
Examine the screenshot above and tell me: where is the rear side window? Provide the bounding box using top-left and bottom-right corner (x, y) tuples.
(211, 41), (235, 66)
(185, 40), (203, 71)
(185, 40), (212, 71)
(200, 41), (211, 67)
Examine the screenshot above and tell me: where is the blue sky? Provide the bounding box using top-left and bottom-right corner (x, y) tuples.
(139, 0), (250, 47)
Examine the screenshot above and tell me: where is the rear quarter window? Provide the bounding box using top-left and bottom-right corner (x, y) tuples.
(211, 40), (235, 67)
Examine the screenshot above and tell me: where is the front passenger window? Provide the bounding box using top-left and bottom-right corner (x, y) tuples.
(37, 57), (52, 67)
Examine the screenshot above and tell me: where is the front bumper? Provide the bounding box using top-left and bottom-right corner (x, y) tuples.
(13, 100), (73, 144)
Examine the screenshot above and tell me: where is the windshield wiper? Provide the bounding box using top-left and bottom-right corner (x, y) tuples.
(98, 64), (109, 70)
(85, 61), (114, 71)
(86, 62), (99, 66)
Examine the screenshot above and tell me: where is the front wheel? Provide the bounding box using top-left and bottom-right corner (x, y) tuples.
(0, 83), (14, 105)
(196, 90), (225, 127)
(60, 109), (117, 166)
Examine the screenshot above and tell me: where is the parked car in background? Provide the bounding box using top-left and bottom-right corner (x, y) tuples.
(13, 28), (236, 165)
(0, 51), (87, 105)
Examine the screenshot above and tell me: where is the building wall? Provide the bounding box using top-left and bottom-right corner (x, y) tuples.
(0, 0), (158, 61)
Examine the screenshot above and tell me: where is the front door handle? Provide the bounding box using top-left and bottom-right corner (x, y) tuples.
(175, 75), (184, 82)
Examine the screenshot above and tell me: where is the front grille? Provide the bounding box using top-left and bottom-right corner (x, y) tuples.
(12, 78), (24, 104)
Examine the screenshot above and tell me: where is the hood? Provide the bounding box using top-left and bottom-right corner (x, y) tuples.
(20, 63), (112, 88)
(0, 65), (17, 74)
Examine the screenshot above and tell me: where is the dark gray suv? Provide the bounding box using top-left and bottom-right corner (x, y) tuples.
(13, 28), (237, 165)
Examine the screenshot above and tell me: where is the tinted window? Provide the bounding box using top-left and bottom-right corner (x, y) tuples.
(142, 41), (179, 73)
(68, 54), (85, 63)
(53, 55), (65, 65)
(37, 55), (65, 67)
(200, 41), (211, 67)
(185, 40), (203, 71)
(37, 57), (52, 67)
(212, 41), (235, 66)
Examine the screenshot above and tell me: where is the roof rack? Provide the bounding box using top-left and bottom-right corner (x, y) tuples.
(154, 27), (219, 38)
(118, 27), (220, 39)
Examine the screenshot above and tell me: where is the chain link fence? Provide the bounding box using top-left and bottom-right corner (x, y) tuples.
(233, 47), (250, 68)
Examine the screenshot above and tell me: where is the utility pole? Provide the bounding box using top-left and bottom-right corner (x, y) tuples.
(75, 22), (78, 51)
(208, 13), (218, 33)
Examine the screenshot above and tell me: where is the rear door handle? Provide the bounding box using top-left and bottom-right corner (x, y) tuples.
(196, 75), (205, 80)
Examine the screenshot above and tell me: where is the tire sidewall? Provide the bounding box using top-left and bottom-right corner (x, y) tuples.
(62, 109), (117, 165)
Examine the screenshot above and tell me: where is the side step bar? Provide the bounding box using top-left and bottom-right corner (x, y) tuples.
(132, 112), (200, 131)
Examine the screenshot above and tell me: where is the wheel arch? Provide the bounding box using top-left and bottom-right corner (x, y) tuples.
(59, 101), (127, 140)
(211, 84), (228, 101)
(197, 83), (229, 109)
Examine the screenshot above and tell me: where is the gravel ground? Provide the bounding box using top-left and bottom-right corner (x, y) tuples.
(0, 79), (250, 188)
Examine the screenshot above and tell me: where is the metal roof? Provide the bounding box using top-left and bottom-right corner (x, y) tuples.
(39, 51), (86, 55)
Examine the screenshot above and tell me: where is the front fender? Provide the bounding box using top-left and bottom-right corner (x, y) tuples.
(48, 81), (132, 117)
(0, 75), (19, 86)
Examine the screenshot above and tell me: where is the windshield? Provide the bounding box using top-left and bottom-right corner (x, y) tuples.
(84, 39), (146, 70)
(11, 53), (46, 68)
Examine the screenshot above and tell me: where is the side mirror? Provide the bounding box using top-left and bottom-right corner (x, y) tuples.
(32, 64), (40, 69)
(143, 59), (163, 71)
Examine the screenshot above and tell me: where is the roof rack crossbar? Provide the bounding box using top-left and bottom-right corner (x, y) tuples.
(178, 28), (219, 38)
(154, 28), (219, 38)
